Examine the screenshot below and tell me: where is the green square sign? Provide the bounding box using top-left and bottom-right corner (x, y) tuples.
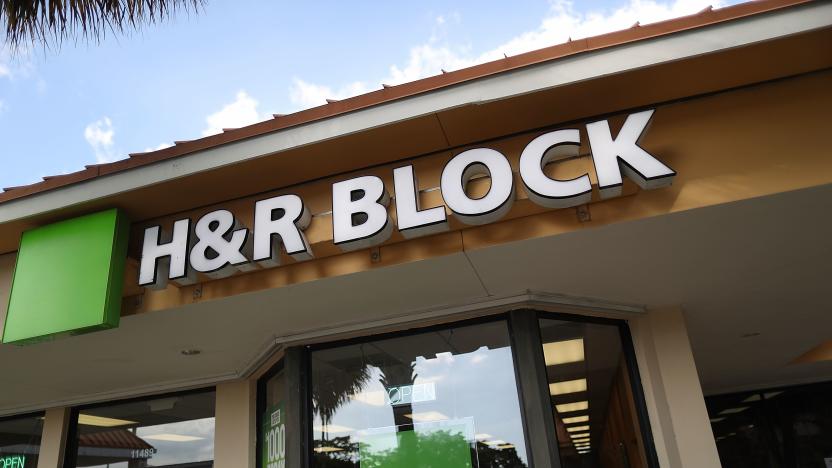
(2, 208), (130, 345)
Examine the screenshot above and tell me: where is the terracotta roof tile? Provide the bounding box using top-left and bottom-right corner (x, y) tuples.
(0, 0), (813, 205)
(79, 428), (155, 451)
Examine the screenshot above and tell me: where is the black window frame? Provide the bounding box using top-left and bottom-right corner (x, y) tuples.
(0, 410), (46, 464)
(705, 379), (832, 468)
(302, 313), (517, 468)
(532, 309), (661, 468)
(254, 309), (661, 468)
(0, 410), (46, 424)
(62, 386), (217, 468)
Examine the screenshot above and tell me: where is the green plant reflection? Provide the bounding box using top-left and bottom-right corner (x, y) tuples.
(313, 430), (527, 468)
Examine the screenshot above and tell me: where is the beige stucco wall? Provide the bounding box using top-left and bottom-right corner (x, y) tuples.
(36, 407), (70, 468)
(214, 380), (256, 468)
(630, 306), (722, 468)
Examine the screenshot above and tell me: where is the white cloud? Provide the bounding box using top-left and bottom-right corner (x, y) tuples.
(475, 0), (722, 62)
(289, 78), (371, 110)
(0, 46), (14, 80)
(289, 0), (721, 108)
(0, 44), (35, 81)
(202, 90), (264, 136)
(384, 44), (471, 86)
(435, 12), (461, 27)
(144, 142), (173, 153)
(84, 117), (117, 163)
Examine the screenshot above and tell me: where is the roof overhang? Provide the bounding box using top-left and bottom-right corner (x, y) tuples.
(0, 0), (830, 253)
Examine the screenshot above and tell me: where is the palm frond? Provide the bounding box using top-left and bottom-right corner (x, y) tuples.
(312, 363), (371, 433)
(1, 0), (202, 48)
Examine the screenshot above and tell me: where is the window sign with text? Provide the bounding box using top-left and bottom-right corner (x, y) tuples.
(0, 455), (27, 468)
(387, 382), (437, 406)
(262, 402), (286, 468)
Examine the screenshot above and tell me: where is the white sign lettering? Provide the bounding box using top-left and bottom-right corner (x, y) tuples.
(387, 382), (437, 406)
(253, 194), (312, 267)
(586, 109), (675, 198)
(139, 219), (195, 289)
(138, 110), (675, 287)
(393, 165), (448, 238)
(519, 128), (591, 208)
(440, 148), (515, 226)
(332, 175), (393, 251)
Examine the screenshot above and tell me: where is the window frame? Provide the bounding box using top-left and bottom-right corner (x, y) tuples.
(705, 379), (832, 468)
(303, 313), (523, 468)
(533, 309), (661, 468)
(254, 309), (661, 468)
(0, 410), (46, 464)
(0, 410), (46, 423)
(61, 386), (217, 468)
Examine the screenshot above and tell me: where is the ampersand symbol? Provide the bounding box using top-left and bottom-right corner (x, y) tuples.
(190, 209), (249, 277)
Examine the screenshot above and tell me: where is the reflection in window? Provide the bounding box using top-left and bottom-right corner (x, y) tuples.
(66, 389), (215, 467)
(0, 413), (43, 466)
(706, 381), (832, 468)
(539, 319), (648, 468)
(310, 320), (529, 467)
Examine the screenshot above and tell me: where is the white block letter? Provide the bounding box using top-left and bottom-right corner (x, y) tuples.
(139, 219), (194, 289)
(587, 109), (676, 199)
(520, 129), (591, 208)
(189, 210), (250, 279)
(393, 165), (447, 238)
(253, 194), (313, 267)
(332, 175), (393, 251)
(440, 148), (515, 225)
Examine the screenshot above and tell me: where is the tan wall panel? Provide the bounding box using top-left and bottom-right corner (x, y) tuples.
(36, 407), (70, 468)
(116, 71), (832, 315)
(629, 306), (722, 468)
(215, 380), (256, 468)
(2, 71), (830, 317)
(436, 28), (832, 145)
(462, 70), (832, 249)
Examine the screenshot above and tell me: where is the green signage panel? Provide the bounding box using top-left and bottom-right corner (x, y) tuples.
(262, 402), (286, 468)
(2, 208), (130, 344)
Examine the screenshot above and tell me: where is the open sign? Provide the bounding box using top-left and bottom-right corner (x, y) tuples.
(386, 382), (437, 406)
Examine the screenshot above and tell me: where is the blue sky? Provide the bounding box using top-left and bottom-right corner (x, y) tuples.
(0, 0), (742, 189)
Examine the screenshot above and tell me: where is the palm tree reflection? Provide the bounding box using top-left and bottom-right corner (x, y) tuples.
(312, 339), (527, 467)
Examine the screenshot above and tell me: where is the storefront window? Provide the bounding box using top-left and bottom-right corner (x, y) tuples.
(539, 318), (648, 467)
(0, 413), (43, 467)
(309, 320), (529, 467)
(706, 381), (832, 468)
(65, 389), (215, 467)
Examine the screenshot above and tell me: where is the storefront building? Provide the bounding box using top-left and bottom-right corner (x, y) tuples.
(1, 1), (831, 467)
